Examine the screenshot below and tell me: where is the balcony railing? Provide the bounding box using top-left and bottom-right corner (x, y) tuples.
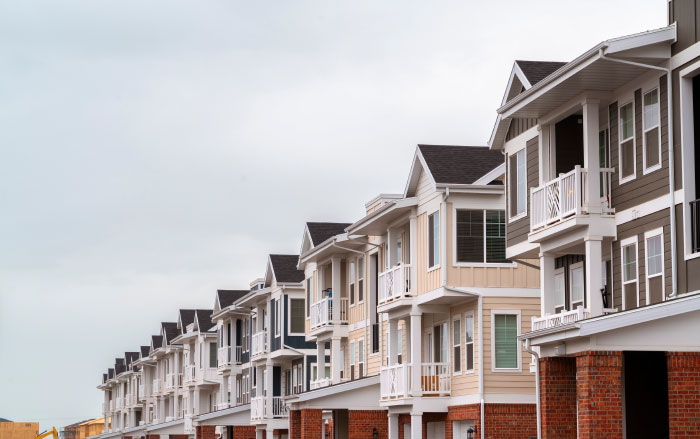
(691, 199), (700, 253)
(250, 396), (288, 419)
(378, 264), (412, 304)
(234, 346), (242, 364)
(310, 297), (348, 329)
(251, 330), (268, 357)
(184, 365), (196, 383)
(531, 306), (591, 331)
(215, 401), (230, 411)
(271, 396), (288, 417)
(379, 362), (450, 399)
(115, 398), (123, 410)
(236, 392), (250, 406)
(152, 378), (162, 394)
(138, 385), (146, 399)
(251, 396), (264, 420)
(218, 346), (231, 368)
(165, 373), (181, 390)
(530, 166), (614, 232)
(184, 415), (194, 433)
(309, 377), (331, 390)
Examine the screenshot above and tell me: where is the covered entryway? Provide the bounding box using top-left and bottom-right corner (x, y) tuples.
(623, 351), (669, 439)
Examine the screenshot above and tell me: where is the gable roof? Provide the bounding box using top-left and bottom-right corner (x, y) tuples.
(306, 222), (352, 247)
(150, 335), (163, 351)
(140, 346), (150, 357)
(194, 309), (214, 332)
(161, 322), (179, 344)
(217, 290), (249, 310)
(124, 352), (140, 368)
(417, 145), (504, 185)
(515, 60), (566, 86)
(269, 254), (304, 284)
(178, 309), (196, 332)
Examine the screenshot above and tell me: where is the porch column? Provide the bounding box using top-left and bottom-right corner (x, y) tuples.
(331, 336), (341, 384)
(317, 341), (325, 381)
(405, 318), (411, 362)
(540, 252), (556, 316)
(388, 413), (399, 439)
(410, 312), (422, 397)
(582, 98), (601, 214)
(256, 429), (264, 439)
(332, 256), (341, 321)
(388, 319), (398, 366)
(193, 387), (200, 415)
(266, 428), (274, 439)
(585, 238), (604, 317)
(410, 413), (422, 439)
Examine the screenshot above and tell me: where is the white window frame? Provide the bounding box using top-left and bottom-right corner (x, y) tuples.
(678, 61), (700, 261)
(621, 235), (640, 309)
(618, 99), (637, 184)
(349, 340), (355, 367)
(349, 260), (356, 307)
(642, 87), (662, 174)
(306, 277), (313, 320)
(508, 147), (528, 222)
(274, 298), (281, 337)
(427, 210), (441, 271)
(490, 309), (522, 373)
(288, 298), (305, 336)
(463, 311), (475, 373)
(357, 256), (365, 304)
(452, 208), (514, 268)
(358, 338), (365, 370)
(644, 228), (665, 304)
(452, 315), (462, 376)
(569, 261), (585, 309)
(554, 267), (565, 312)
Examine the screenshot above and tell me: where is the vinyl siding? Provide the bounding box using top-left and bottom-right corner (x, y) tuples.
(416, 209), (442, 295)
(506, 118), (537, 142)
(449, 302), (480, 397)
(506, 136), (539, 247)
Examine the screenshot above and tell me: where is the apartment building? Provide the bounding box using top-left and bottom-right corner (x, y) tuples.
(489, 2), (700, 437)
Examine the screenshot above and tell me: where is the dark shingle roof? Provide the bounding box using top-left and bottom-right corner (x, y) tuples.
(161, 322), (179, 344)
(108, 368), (114, 379)
(515, 60), (566, 85)
(140, 346), (150, 357)
(151, 335), (163, 349)
(102, 373), (107, 383)
(179, 309), (196, 330)
(125, 352), (140, 368)
(114, 358), (125, 375)
(418, 145), (503, 185)
(0, 419), (12, 423)
(195, 309), (214, 332)
(307, 222), (352, 246)
(269, 254), (304, 283)
(217, 290), (249, 309)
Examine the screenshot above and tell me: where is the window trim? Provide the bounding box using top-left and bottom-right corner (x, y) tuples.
(621, 235), (640, 309)
(644, 228), (665, 305)
(463, 311), (475, 374)
(642, 87), (662, 174)
(618, 99), (637, 184)
(306, 277), (313, 320)
(349, 260), (356, 307)
(508, 147), (528, 223)
(288, 298), (306, 336)
(427, 210), (441, 271)
(490, 309), (522, 373)
(357, 256), (365, 304)
(274, 298), (281, 338)
(554, 267), (565, 311)
(452, 208), (514, 267)
(569, 261), (584, 309)
(452, 315), (462, 376)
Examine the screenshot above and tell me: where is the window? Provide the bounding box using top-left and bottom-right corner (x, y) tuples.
(358, 338), (365, 378)
(622, 237), (639, 310)
(428, 211), (440, 268)
(619, 101), (636, 182)
(554, 268), (565, 312)
(452, 317), (462, 374)
(570, 262), (584, 309)
(509, 149), (527, 218)
(397, 328), (403, 364)
(455, 210), (508, 264)
(465, 313), (474, 371)
(285, 369), (291, 396)
(432, 323), (448, 363)
(357, 256), (365, 302)
(645, 230), (665, 304)
(493, 313), (519, 370)
(306, 277), (313, 317)
(643, 89), (661, 172)
(289, 299), (305, 334)
(274, 298), (281, 337)
(349, 341), (355, 380)
(349, 261), (355, 305)
(209, 342), (217, 368)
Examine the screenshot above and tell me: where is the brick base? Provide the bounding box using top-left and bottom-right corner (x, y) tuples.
(576, 351), (623, 439)
(196, 426), (218, 439)
(539, 356), (577, 439)
(232, 426), (256, 439)
(667, 352), (700, 438)
(170, 435), (190, 439)
(348, 410), (387, 439)
(300, 409), (322, 439)
(289, 410), (301, 439)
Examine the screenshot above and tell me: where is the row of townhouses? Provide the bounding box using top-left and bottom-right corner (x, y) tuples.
(95, 2), (700, 439)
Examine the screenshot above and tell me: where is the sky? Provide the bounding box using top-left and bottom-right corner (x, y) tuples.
(0, 0), (666, 431)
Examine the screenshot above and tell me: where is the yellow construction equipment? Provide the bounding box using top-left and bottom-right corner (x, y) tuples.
(34, 428), (57, 439)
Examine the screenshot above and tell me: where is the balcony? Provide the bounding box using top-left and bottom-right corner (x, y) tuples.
(530, 166), (614, 233)
(165, 372), (182, 390)
(251, 330), (268, 357)
(379, 362), (451, 400)
(217, 346), (231, 368)
(236, 392), (250, 406)
(215, 401), (230, 411)
(184, 365), (196, 383)
(310, 297), (348, 329)
(251, 396), (288, 420)
(184, 415), (194, 433)
(115, 398), (123, 410)
(271, 396), (288, 417)
(309, 377), (331, 390)
(378, 264), (412, 305)
(138, 384), (146, 399)
(152, 378), (163, 394)
(531, 306), (591, 331)
(251, 396), (264, 420)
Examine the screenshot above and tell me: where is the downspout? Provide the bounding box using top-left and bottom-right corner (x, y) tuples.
(478, 295), (484, 436)
(524, 338), (541, 439)
(442, 188), (449, 287)
(599, 47), (677, 297)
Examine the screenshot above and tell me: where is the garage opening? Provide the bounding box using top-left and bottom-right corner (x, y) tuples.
(623, 351), (669, 439)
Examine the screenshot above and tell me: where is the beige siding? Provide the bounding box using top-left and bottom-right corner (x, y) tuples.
(416, 210), (442, 294)
(449, 302), (480, 397)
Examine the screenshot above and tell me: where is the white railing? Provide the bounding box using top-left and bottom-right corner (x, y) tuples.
(218, 346), (231, 367)
(200, 368), (218, 382)
(184, 365), (196, 383)
(215, 401), (230, 411)
(234, 346), (242, 364)
(138, 384), (146, 399)
(271, 396), (288, 417)
(310, 297), (349, 329)
(380, 363), (410, 399)
(184, 415), (194, 433)
(252, 330), (268, 356)
(152, 378), (162, 394)
(165, 373), (177, 390)
(378, 264), (412, 304)
(421, 362), (450, 396)
(109, 400), (114, 411)
(531, 306), (591, 331)
(115, 397), (123, 410)
(236, 392), (250, 406)
(102, 402), (109, 413)
(530, 166), (614, 232)
(309, 377), (331, 390)
(251, 396), (264, 420)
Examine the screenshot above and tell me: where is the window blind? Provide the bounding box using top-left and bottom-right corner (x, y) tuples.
(494, 314), (518, 369)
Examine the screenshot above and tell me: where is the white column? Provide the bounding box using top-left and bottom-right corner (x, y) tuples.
(586, 238), (604, 317)
(331, 336), (341, 384)
(388, 413), (399, 439)
(256, 429), (264, 439)
(410, 413), (422, 439)
(266, 301), (272, 348)
(265, 361), (273, 418)
(193, 387), (200, 415)
(388, 319), (398, 366)
(266, 428), (274, 439)
(540, 253), (555, 316)
(405, 318), (411, 362)
(410, 312), (422, 397)
(332, 257), (341, 321)
(583, 98), (601, 213)
(316, 341), (325, 382)
(321, 420), (326, 439)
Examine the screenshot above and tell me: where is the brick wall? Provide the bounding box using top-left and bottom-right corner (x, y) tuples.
(539, 356), (576, 439)
(483, 404), (536, 439)
(397, 414), (410, 439)
(196, 426), (218, 439)
(171, 435), (190, 439)
(348, 410), (387, 439)
(300, 409), (322, 439)
(145, 435), (159, 439)
(576, 351), (623, 439)
(667, 352), (700, 438)
(290, 410), (301, 439)
(233, 426), (256, 439)
(446, 404), (480, 439)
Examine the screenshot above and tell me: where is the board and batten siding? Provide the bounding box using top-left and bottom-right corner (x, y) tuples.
(609, 77), (670, 212)
(506, 136), (539, 247)
(416, 209), (442, 295)
(505, 118), (537, 142)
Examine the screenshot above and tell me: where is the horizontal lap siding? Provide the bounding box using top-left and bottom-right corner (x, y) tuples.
(449, 302), (479, 396)
(506, 136), (539, 247)
(417, 211), (441, 294)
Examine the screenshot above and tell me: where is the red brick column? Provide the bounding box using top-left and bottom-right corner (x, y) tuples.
(301, 409), (322, 439)
(446, 404), (480, 439)
(196, 426), (218, 439)
(576, 351), (623, 439)
(539, 356), (577, 439)
(348, 410), (387, 439)
(145, 435), (160, 439)
(667, 352), (700, 438)
(233, 426), (256, 439)
(289, 410), (301, 439)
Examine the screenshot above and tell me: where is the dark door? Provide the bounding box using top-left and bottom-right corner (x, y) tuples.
(555, 114), (584, 175)
(694, 75), (700, 196)
(624, 351), (669, 438)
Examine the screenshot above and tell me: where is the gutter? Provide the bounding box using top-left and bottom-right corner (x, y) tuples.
(599, 48), (677, 298)
(478, 295), (484, 436)
(524, 339), (541, 439)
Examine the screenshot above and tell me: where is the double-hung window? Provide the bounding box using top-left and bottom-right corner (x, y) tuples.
(622, 237), (639, 309)
(428, 211), (440, 268)
(349, 261), (356, 305)
(554, 268), (565, 312)
(493, 312), (519, 371)
(289, 299), (305, 334)
(452, 317), (462, 374)
(274, 298), (281, 337)
(619, 101), (636, 182)
(349, 340), (356, 380)
(306, 277), (313, 318)
(569, 262), (584, 309)
(645, 229), (664, 304)
(209, 342), (217, 368)
(643, 89), (661, 172)
(509, 149), (527, 219)
(455, 209), (507, 264)
(357, 256), (365, 303)
(464, 313), (474, 372)
(358, 338), (365, 378)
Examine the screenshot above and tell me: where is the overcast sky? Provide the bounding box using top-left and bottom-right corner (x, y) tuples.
(0, 0), (665, 431)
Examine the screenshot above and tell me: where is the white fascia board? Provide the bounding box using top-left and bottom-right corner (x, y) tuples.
(472, 162), (506, 185)
(605, 24), (676, 55)
(435, 184), (504, 195)
(345, 197), (418, 235)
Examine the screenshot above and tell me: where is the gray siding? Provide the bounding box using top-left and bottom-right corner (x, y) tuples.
(674, 204), (700, 294)
(609, 78), (670, 212)
(506, 135), (539, 248)
(505, 118), (537, 142)
(669, 0), (700, 55)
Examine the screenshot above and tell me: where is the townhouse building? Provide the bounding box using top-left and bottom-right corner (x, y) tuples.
(489, 2), (700, 437)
